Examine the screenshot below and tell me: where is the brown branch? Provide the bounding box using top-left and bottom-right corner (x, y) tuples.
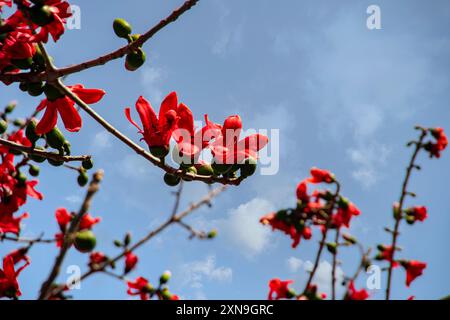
(176, 220), (207, 239)
(0, 233), (55, 244)
(0, 137), (91, 163)
(0, 0), (200, 83)
(331, 228), (341, 300)
(385, 129), (427, 300)
(48, 185), (227, 298)
(38, 170), (104, 300)
(53, 80), (242, 186)
(342, 245), (371, 299)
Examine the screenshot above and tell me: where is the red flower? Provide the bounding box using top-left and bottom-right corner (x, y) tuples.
(296, 181), (309, 202)
(260, 212), (311, 248)
(124, 251), (138, 274)
(88, 252), (107, 268)
(55, 207), (72, 231)
(0, 31), (36, 71)
(425, 127), (448, 158)
(0, 212), (28, 235)
(376, 245), (398, 267)
(35, 84), (105, 134)
(268, 278), (293, 300)
(5, 248), (30, 266)
(30, 0), (73, 43)
(308, 167), (335, 184)
(170, 294), (180, 300)
(402, 260), (426, 287)
(333, 201), (361, 228)
(407, 296), (415, 300)
(0, 255), (28, 299)
(127, 276), (151, 300)
(407, 206), (428, 222)
(79, 213), (100, 230)
(346, 281), (369, 300)
(125, 92), (180, 149)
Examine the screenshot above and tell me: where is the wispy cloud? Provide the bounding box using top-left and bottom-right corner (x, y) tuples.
(180, 255), (232, 289)
(211, 1), (244, 57)
(140, 66), (167, 103)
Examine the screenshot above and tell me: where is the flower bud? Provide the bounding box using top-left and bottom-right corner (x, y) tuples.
(113, 240), (123, 247)
(124, 232), (131, 246)
(240, 157), (257, 178)
(13, 119), (25, 127)
(0, 120), (7, 134)
(207, 229), (217, 239)
(16, 172), (27, 185)
(82, 158), (94, 170)
(26, 120), (40, 143)
(30, 146), (46, 163)
(77, 171), (89, 187)
(63, 140), (71, 155)
(19, 82), (29, 92)
(211, 162), (232, 175)
(47, 158), (64, 167)
(12, 58), (33, 70)
(29, 5), (54, 26)
(150, 145), (169, 159)
(74, 230), (97, 253)
(182, 166), (197, 181)
(342, 233), (357, 245)
(45, 126), (65, 150)
(125, 48), (146, 71)
(286, 288), (297, 299)
(44, 83), (64, 101)
(197, 163), (214, 176)
(326, 242), (337, 254)
(28, 165), (40, 177)
(160, 271), (171, 284)
(163, 173), (181, 187)
(5, 101), (16, 113)
(27, 82), (44, 97)
(113, 18), (132, 39)
(130, 34), (140, 42)
(160, 288), (173, 300)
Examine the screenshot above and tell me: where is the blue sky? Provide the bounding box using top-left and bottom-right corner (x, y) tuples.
(1, 0), (449, 300)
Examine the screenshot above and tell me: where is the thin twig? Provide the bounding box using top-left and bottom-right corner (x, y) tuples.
(38, 170), (104, 300)
(385, 129), (427, 300)
(48, 185), (227, 298)
(0, 137), (91, 163)
(0, 0), (200, 83)
(331, 227), (341, 300)
(0, 233), (55, 244)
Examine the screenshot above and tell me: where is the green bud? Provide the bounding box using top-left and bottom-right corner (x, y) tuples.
(0, 120), (7, 134)
(12, 57), (33, 70)
(27, 82), (44, 97)
(125, 48), (146, 71)
(44, 83), (64, 101)
(342, 233), (357, 245)
(207, 229), (217, 239)
(163, 173), (180, 187)
(5, 102), (17, 113)
(74, 230), (97, 253)
(159, 271), (171, 284)
(26, 120), (40, 143)
(33, 45), (46, 67)
(124, 232), (131, 246)
(144, 283), (155, 294)
(130, 34), (140, 42)
(182, 166), (197, 181)
(82, 158), (94, 170)
(286, 288), (297, 299)
(197, 163), (214, 176)
(29, 5), (54, 26)
(12, 119), (25, 127)
(326, 242), (337, 254)
(28, 165), (40, 177)
(406, 215), (415, 225)
(113, 18), (132, 39)
(160, 288), (173, 300)
(77, 171), (89, 187)
(150, 145), (169, 159)
(16, 172), (27, 185)
(239, 157), (257, 178)
(30, 146), (46, 163)
(45, 126), (65, 150)
(113, 240), (123, 247)
(63, 140), (71, 155)
(211, 162), (232, 175)
(47, 158), (64, 167)
(19, 82), (29, 92)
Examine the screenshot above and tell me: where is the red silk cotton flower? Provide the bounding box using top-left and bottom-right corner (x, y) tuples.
(124, 251), (138, 274)
(35, 84), (105, 135)
(30, 0), (73, 43)
(425, 128), (448, 158)
(0, 255), (28, 299)
(127, 276), (152, 300)
(402, 260), (426, 287)
(125, 92), (180, 151)
(308, 167), (335, 184)
(346, 281), (369, 300)
(406, 206), (428, 222)
(268, 278), (294, 300)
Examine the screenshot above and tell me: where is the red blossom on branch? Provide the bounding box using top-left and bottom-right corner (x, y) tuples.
(268, 278), (294, 300)
(402, 260), (427, 287)
(345, 281), (369, 300)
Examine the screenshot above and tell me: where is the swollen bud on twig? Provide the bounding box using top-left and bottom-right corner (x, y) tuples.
(27, 82), (45, 97)
(150, 145), (169, 159)
(207, 229), (217, 239)
(12, 58), (33, 70)
(240, 157), (257, 178)
(125, 48), (146, 71)
(26, 120), (40, 144)
(123, 233), (131, 246)
(0, 120), (7, 134)
(164, 173), (181, 187)
(30, 146), (46, 163)
(28, 165), (40, 177)
(113, 18), (132, 39)
(182, 166), (197, 181)
(159, 271), (171, 284)
(74, 230), (97, 253)
(326, 242), (337, 254)
(29, 5), (54, 26)
(45, 127), (65, 150)
(113, 240), (123, 247)
(16, 172), (27, 185)
(77, 171), (89, 187)
(5, 101), (16, 113)
(211, 162), (232, 175)
(47, 158), (64, 167)
(197, 163), (214, 176)
(82, 158), (94, 170)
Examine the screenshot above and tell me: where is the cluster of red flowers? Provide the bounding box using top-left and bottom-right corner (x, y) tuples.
(267, 278), (328, 301)
(126, 92), (269, 179)
(127, 271), (179, 300)
(0, 249), (29, 299)
(0, 0), (71, 76)
(260, 168), (360, 248)
(424, 128), (448, 158)
(0, 130), (43, 236)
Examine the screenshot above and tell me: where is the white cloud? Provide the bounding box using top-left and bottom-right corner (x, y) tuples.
(217, 198), (274, 257)
(286, 257), (303, 273)
(347, 143), (391, 188)
(211, 2), (244, 57)
(118, 154), (155, 180)
(180, 255), (232, 290)
(140, 66), (166, 103)
(91, 130), (112, 150)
